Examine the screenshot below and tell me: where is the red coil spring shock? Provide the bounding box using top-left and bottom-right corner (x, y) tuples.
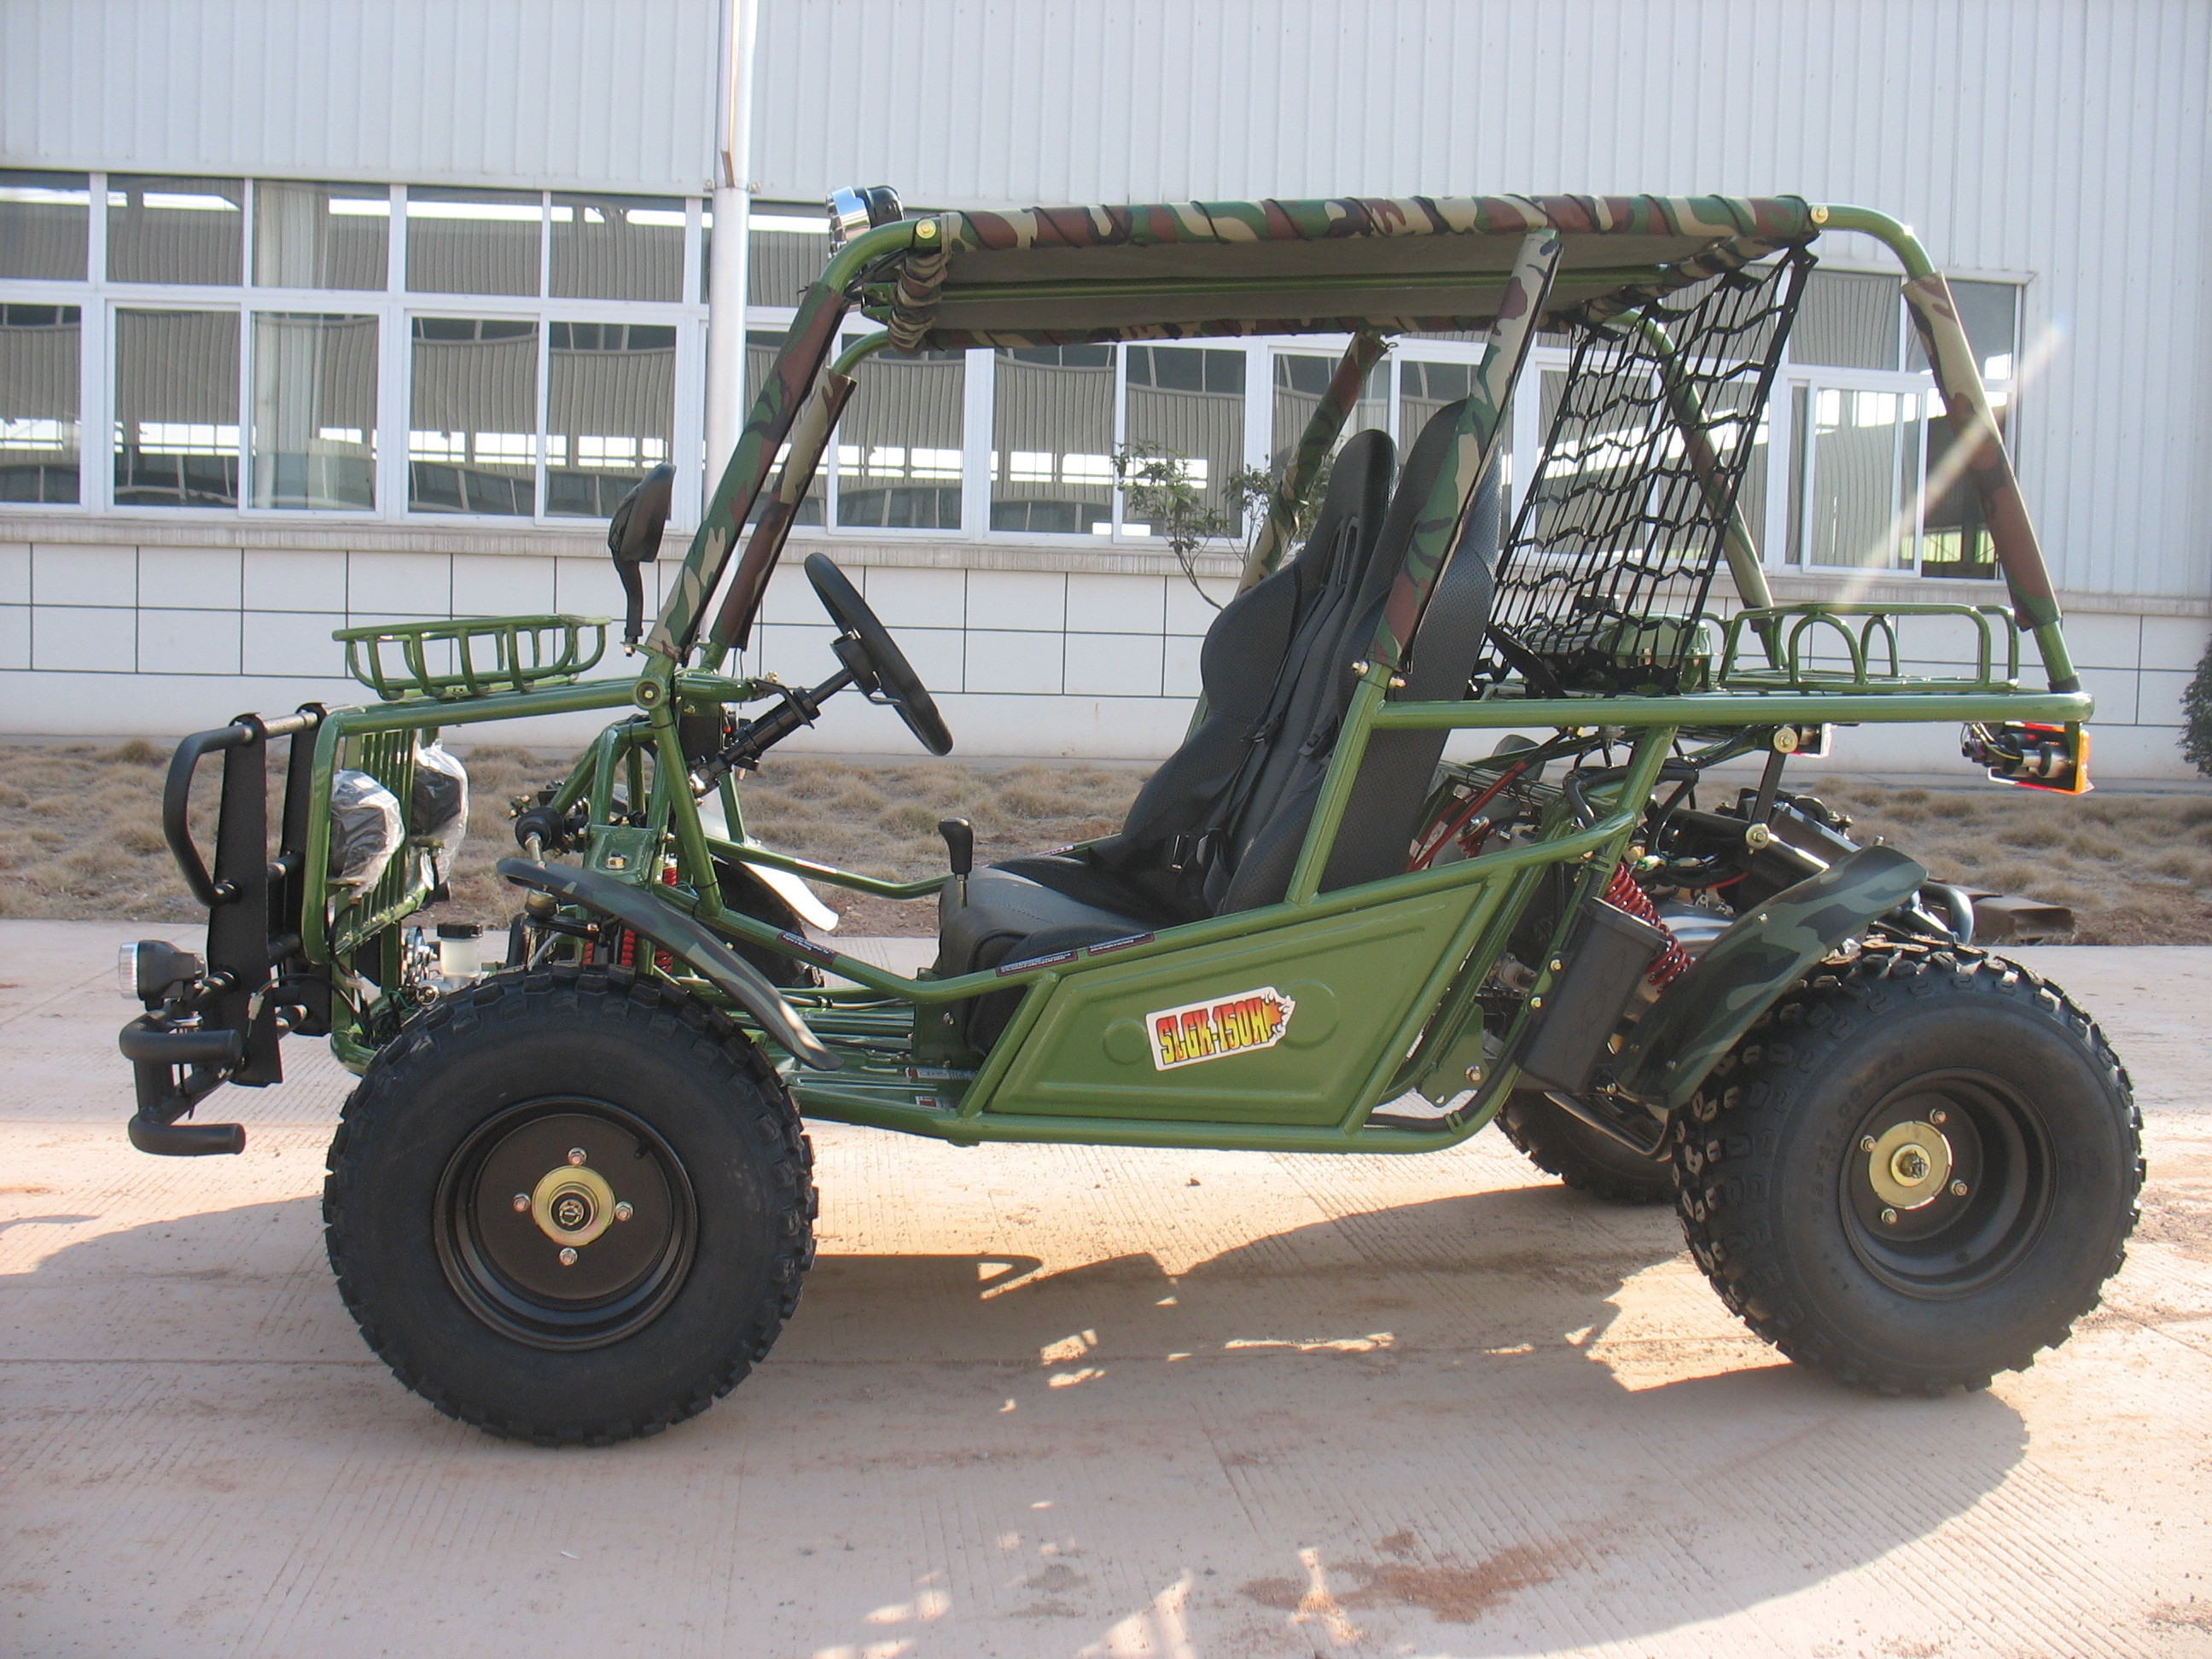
(612, 865), (679, 971)
(1604, 863), (1691, 988)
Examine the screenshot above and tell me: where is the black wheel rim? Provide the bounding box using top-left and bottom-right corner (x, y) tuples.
(434, 1097), (697, 1351)
(1838, 1068), (2052, 1298)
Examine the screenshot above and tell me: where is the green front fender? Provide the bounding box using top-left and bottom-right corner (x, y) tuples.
(1617, 847), (1927, 1111)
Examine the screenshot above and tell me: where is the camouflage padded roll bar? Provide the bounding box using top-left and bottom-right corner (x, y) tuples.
(1370, 230), (1562, 672)
(651, 218), (923, 661)
(705, 333), (890, 655)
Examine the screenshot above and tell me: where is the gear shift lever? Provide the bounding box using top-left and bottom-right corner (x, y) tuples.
(939, 818), (972, 911)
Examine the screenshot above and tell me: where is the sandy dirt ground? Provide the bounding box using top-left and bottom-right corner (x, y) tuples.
(3, 923), (2209, 1658)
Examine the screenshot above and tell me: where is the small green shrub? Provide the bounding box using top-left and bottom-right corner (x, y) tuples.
(2184, 631), (2212, 777)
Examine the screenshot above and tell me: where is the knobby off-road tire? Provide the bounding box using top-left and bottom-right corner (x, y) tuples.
(1499, 1091), (1675, 1204)
(323, 963), (816, 1445)
(1675, 947), (2141, 1396)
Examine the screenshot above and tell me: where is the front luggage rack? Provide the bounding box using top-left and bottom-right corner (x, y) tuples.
(334, 614), (608, 701)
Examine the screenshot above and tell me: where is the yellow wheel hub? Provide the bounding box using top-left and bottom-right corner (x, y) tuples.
(1866, 1121), (1953, 1211)
(531, 1156), (618, 1249)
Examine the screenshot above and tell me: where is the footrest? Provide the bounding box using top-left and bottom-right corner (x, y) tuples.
(128, 1115), (246, 1156)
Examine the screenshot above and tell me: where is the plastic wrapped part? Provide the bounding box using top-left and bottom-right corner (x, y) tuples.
(410, 742), (469, 884)
(329, 770), (404, 898)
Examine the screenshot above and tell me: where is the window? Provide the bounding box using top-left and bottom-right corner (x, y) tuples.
(1398, 358), (1473, 447)
(546, 322), (674, 517)
(1789, 386), (1925, 569)
(114, 310), (241, 508)
(251, 313), (376, 509)
(835, 338), (964, 529)
(406, 188), (541, 297)
(1782, 271), (2022, 578)
(0, 304), (81, 503)
(1271, 352), (1386, 470)
(0, 173), (2031, 572)
(0, 172), (90, 282)
(992, 346), (1115, 534)
(551, 195), (684, 303)
(108, 177), (243, 286)
(1124, 346), (1245, 536)
(409, 317), (538, 515)
(254, 182), (388, 291)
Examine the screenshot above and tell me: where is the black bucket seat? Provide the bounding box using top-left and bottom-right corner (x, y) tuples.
(936, 403), (1504, 1050)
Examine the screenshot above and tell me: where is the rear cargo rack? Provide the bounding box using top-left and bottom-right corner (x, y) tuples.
(1716, 602), (2020, 694)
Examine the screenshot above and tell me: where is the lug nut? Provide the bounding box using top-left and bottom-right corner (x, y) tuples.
(1950, 1180), (1969, 1197)
(558, 1247), (579, 1266)
(614, 1202), (633, 1222)
(1880, 1208), (1899, 1225)
(1860, 1135), (1877, 1153)
(512, 1192), (530, 1212)
(568, 1147), (587, 1166)
(1930, 1109), (1947, 1126)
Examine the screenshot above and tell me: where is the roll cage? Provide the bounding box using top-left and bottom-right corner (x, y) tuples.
(127, 189), (2091, 1160)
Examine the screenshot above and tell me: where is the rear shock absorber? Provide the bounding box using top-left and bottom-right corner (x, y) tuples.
(1604, 863), (1692, 989)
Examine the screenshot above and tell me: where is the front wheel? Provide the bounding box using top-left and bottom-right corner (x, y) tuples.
(1675, 948), (2140, 1395)
(323, 964), (816, 1444)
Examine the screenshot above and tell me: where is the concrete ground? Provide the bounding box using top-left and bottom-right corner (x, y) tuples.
(3, 923), (2209, 1659)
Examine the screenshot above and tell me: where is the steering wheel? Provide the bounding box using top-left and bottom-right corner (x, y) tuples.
(804, 554), (954, 755)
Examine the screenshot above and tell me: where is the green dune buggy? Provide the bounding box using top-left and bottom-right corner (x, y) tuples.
(119, 187), (2139, 1443)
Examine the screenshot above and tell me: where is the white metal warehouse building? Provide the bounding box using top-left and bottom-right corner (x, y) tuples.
(1, 0), (2207, 774)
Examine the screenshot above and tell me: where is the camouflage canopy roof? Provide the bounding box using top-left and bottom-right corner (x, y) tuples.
(863, 193), (1819, 349)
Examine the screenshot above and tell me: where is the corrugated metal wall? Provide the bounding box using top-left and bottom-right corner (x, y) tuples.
(752, 0), (2211, 604)
(3, 0), (2207, 599)
(0, 0), (723, 194)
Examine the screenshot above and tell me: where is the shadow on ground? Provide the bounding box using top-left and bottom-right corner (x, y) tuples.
(4, 1176), (2031, 1653)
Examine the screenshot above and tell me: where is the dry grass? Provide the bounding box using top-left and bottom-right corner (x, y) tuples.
(3, 740), (2206, 944)
(1811, 777), (2212, 945)
(0, 742), (1142, 940)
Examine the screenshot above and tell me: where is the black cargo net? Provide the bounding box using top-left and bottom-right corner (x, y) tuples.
(1484, 248), (1813, 695)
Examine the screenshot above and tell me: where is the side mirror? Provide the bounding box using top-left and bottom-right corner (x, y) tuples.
(606, 463), (676, 644)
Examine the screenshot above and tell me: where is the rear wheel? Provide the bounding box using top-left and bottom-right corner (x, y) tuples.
(323, 963), (816, 1444)
(1674, 948), (2140, 1394)
(1499, 1091), (1674, 1204)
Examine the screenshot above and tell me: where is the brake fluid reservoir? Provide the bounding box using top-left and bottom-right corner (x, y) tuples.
(436, 922), (483, 979)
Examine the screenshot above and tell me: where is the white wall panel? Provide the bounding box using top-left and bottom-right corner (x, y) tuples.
(1, 0), (723, 193)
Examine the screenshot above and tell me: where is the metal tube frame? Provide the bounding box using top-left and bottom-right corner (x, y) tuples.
(274, 201), (2090, 1151)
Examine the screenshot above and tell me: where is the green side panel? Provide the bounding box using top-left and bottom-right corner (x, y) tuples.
(1619, 845), (1926, 1109)
(981, 885), (1480, 1126)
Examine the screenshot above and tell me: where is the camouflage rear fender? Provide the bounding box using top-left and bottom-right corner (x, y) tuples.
(1615, 846), (1926, 1112)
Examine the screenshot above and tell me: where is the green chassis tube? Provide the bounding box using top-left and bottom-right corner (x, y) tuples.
(276, 197), (2090, 1155)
